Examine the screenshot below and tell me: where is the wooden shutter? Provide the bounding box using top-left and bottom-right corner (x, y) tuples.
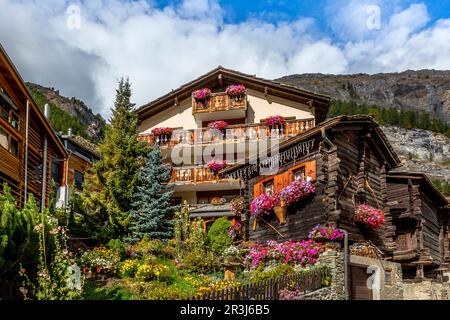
(253, 182), (263, 198)
(274, 172), (291, 193)
(305, 160), (317, 181)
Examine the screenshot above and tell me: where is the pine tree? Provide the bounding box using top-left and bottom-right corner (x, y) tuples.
(82, 78), (148, 239)
(126, 145), (176, 242)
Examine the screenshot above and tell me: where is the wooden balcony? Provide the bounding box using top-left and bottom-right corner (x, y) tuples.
(139, 118), (315, 148)
(192, 91), (247, 121)
(170, 166), (242, 191)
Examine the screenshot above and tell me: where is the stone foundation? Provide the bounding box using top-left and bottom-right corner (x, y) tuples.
(403, 280), (450, 300)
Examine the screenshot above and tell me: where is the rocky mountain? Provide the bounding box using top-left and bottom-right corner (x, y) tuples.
(278, 70), (450, 124)
(27, 83), (106, 141)
(382, 126), (450, 182)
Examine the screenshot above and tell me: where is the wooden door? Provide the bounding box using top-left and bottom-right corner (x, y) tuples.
(350, 266), (372, 300)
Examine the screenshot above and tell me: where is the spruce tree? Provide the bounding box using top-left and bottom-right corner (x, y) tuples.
(126, 145), (176, 242)
(82, 78), (148, 239)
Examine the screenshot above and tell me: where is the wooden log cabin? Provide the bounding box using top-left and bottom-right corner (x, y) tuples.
(0, 43), (67, 209)
(52, 131), (100, 208)
(223, 115), (401, 255)
(387, 172), (450, 280)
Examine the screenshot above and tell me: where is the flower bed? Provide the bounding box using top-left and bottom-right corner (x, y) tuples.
(354, 204), (385, 229)
(151, 127), (173, 136)
(225, 84), (246, 96)
(265, 115), (285, 126)
(192, 88), (211, 100)
(77, 246), (121, 277)
(308, 224), (345, 241)
(244, 240), (323, 268)
(207, 160), (227, 173)
(207, 120), (228, 131)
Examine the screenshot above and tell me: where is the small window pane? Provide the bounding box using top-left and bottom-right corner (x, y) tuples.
(293, 166), (305, 181)
(9, 138), (18, 156)
(263, 180), (274, 194)
(74, 171), (84, 190)
(385, 270), (392, 285)
(0, 127), (8, 149)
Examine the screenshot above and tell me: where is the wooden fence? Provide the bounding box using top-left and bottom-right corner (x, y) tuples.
(191, 268), (330, 300)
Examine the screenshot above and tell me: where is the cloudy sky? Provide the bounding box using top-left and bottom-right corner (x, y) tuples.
(1, 0), (450, 118)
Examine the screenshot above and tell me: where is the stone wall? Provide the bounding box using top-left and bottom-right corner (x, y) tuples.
(317, 249), (346, 300)
(403, 280), (450, 300)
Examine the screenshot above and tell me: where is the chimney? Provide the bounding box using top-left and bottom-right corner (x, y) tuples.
(68, 128), (72, 137)
(44, 103), (50, 119)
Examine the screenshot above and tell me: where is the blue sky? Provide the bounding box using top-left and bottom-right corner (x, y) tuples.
(1, 0), (450, 116)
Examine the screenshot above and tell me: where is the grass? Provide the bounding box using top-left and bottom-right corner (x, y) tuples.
(82, 280), (133, 300)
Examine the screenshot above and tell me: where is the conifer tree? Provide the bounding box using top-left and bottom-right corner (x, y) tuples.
(82, 78), (148, 239)
(126, 145), (176, 242)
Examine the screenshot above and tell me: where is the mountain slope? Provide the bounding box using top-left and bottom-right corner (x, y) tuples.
(27, 83), (105, 142)
(277, 70), (450, 124)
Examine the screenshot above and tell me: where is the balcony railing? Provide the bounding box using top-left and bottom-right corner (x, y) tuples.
(170, 166), (239, 184)
(139, 118), (315, 148)
(192, 91), (247, 114)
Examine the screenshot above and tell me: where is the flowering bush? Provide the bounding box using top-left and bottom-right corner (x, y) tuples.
(222, 245), (241, 263)
(193, 88), (211, 100)
(354, 204), (385, 229)
(227, 222), (242, 239)
(135, 263), (169, 280)
(244, 240), (323, 268)
(77, 246), (121, 276)
(119, 259), (141, 278)
(250, 193), (276, 217)
(308, 224), (345, 241)
(207, 120), (228, 131)
(225, 84), (246, 96)
(151, 127), (173, 136)
(207, 160), (227, 173)
(265, 115), (285, 126)
(277, 179), (315, 206)
(230, 197), (246, 216)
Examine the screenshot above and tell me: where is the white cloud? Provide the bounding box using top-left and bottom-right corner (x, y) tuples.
(0, 0), (450, 118)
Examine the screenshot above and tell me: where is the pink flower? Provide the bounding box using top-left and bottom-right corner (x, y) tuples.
(151, 127), (173, 136)
(308, 224), (345, 241)
(354, 204), (385, 229)
(265, 115), (285, 126)
(207, 120), (228, 131)
(250, 193), (276, 217)
(193, 88), (211, 100)
(207, 160), (227, 173)
(225, 84), (246, 96)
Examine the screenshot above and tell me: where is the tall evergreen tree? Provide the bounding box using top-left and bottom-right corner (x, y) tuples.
(126, 145), (176, 242)
(82, 78), (148, 239)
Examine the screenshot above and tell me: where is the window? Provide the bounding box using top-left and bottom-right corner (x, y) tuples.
(51, 160), (62, 186)
(74, 170), (84, 190)
(0, 126), (19, 156)
(293, 166), (306, 181)
(263, 179), (274, 194)
(0, 91), (20, 129)
(385, 269), (393, 285)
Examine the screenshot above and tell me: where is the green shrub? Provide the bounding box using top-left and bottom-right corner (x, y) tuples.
(250, 264), (296, 282)
(181, 251), (221, 274)
(206, 217), (232, 255)
(106, 239), (125, 257)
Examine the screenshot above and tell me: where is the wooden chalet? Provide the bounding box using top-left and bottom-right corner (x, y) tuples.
(0, 43), (67, 209)
(52, 131), (100, 208)
(387, 172), (450, 279)
(223, 115), (401, 254)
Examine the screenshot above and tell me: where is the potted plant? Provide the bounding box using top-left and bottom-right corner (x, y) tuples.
(250, 192), (276, 218)
(273, 193), (288, 224)
(225, 84), (246, 101)
(222, 245), (242, 281)
(308, 224), (345, 242)
(211, 197), (226, 205)
(354, 204), (385, 229)
(151, 127), (173, 144)
(192, 88), (211, 101)
(207, 159), (227, 174)
(230, 197), (246, 217)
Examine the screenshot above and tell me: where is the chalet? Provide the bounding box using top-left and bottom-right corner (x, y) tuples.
(0, 43), (67, 209)
(52, 130), (100, 208)
(136, 66), (330, 228)
(387, 172), (449, 280)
